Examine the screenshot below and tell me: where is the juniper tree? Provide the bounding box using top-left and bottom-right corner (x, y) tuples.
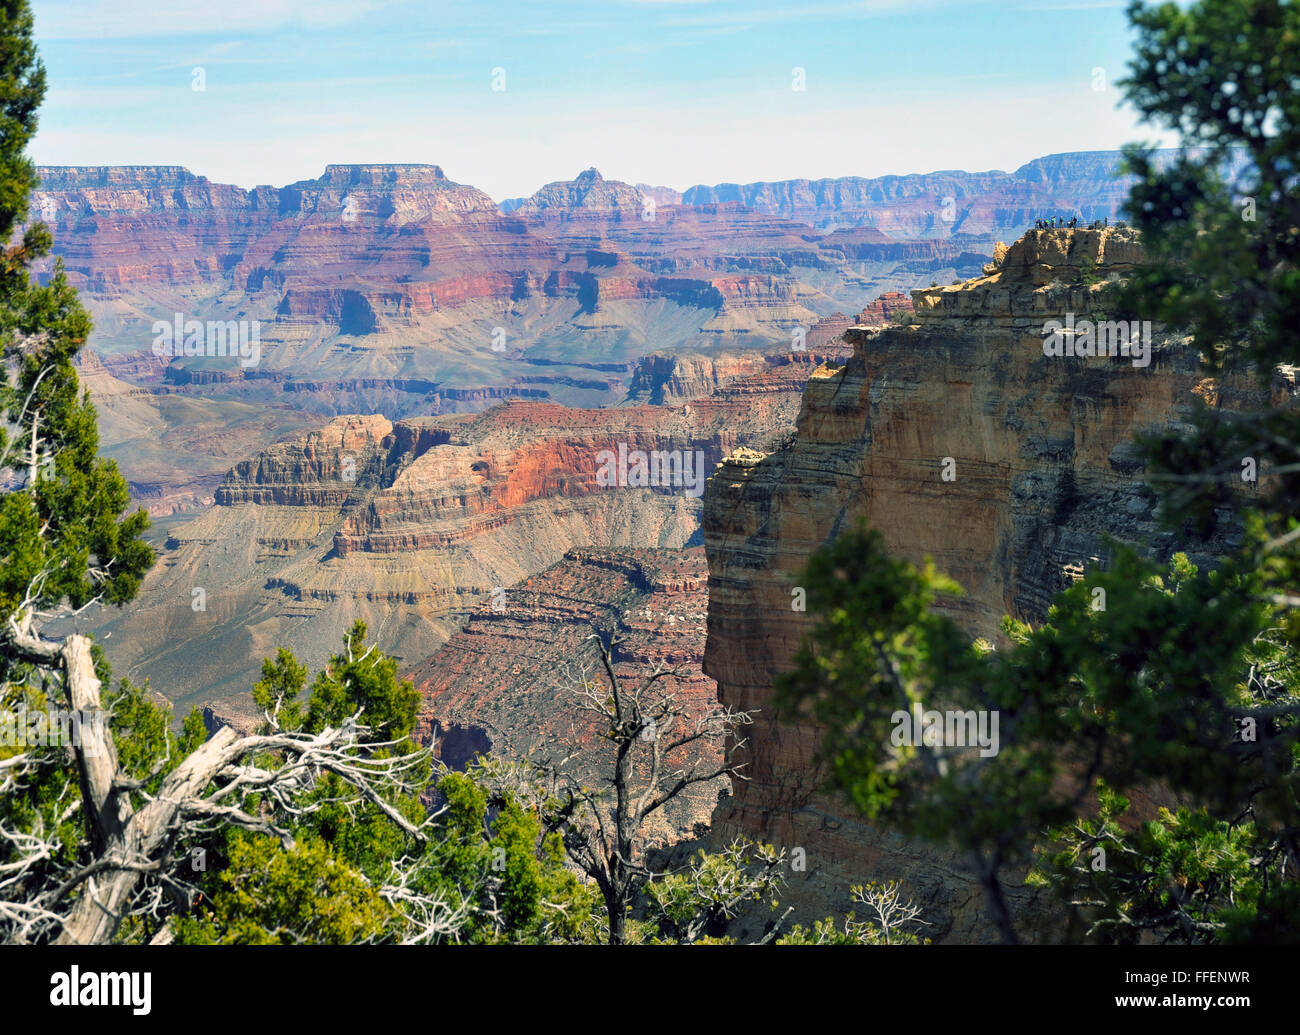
(0, 0), (152, 673)
(0, 0), (159, 943)
(170, 625), (596, 946)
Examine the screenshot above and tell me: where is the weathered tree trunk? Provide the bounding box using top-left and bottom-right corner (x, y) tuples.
(62, 635), (130, 854)
(55, 722), (241, 944)
(8, 628), (250, 945)
(6, 616), (428, 944)
(607, 897), (627, 946)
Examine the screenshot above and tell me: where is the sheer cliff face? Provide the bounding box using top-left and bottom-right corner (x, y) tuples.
(700, 227), (1261, 940)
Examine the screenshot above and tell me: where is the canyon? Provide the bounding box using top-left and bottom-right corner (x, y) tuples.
(35, 152), (1153, 517)
(53, 154), (1234, 941)
(37, 161), (981, 390)
(80, 348), (841, 718)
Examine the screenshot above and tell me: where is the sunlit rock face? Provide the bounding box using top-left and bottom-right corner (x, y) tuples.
(700, 227), (1268, 942)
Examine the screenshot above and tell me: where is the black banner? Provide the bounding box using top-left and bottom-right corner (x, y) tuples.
(0, 945), (1285, 1024)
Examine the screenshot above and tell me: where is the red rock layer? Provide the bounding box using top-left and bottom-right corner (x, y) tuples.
(37, 164), (986, 433)
(853, 291), (913, 326)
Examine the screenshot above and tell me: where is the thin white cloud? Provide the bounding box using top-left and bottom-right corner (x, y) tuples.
(35, 0), (403, 40)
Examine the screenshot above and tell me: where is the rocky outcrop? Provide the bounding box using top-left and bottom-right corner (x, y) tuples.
(624, 311), (855, 405)
(625, 350), (847, 407)
(410, 547), (721, 845)
(699, 226), (1268, 941)
(853, 291), (913, 326)
(513, 168), (646, 214)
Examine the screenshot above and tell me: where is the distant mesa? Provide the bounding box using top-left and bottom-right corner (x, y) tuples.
(304, 163), (450, 187)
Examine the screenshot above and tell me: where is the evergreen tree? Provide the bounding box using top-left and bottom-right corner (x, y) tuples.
(0, 0), (152, 663)
(0, 0), (163, 945)
(172, 625), (598, 945)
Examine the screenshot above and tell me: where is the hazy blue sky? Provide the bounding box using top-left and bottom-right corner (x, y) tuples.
(29, 0), (1175, 200)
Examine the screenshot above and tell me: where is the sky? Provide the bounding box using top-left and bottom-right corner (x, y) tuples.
(28, 0), (1176, 201)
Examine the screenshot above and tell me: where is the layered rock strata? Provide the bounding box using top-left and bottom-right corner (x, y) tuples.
(700, 227), (1267, 941)
(40, 163), (983, 515)
(81, 351), (838, 717)
(680, 151), (1168, 233)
